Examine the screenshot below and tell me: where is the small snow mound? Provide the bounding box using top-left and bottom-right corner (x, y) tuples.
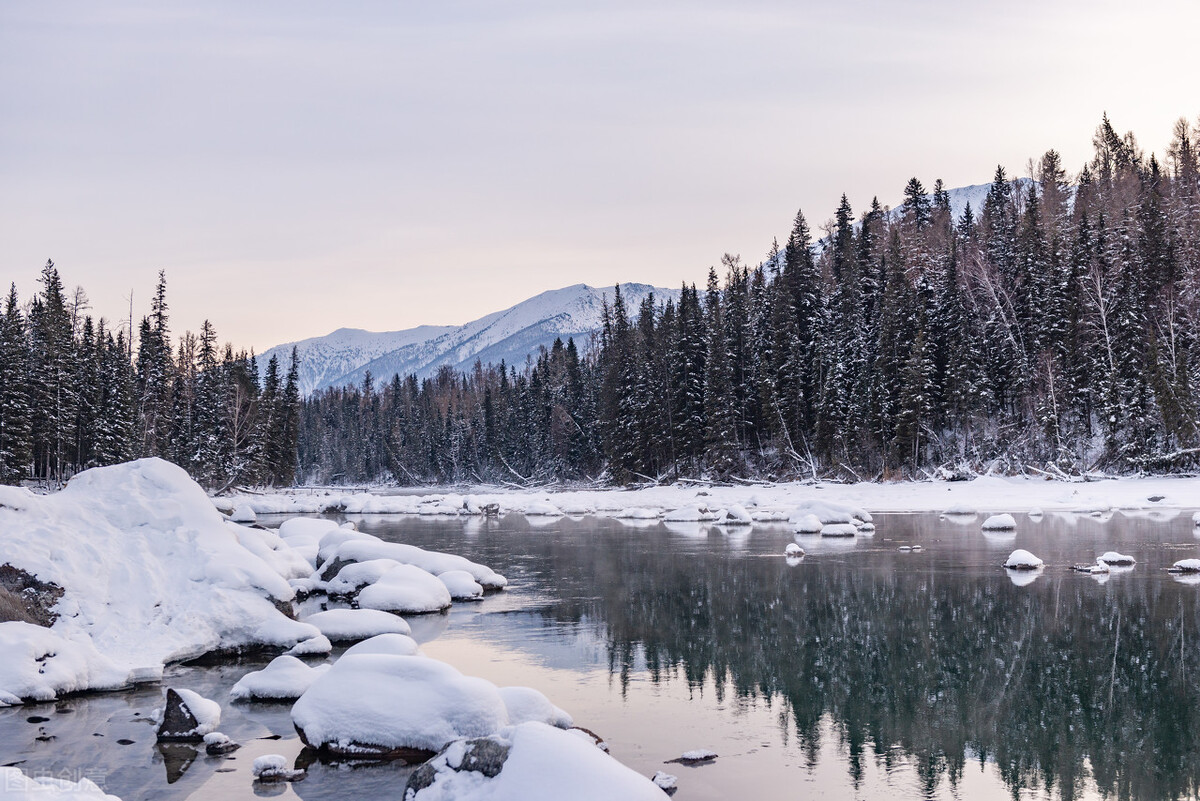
(722, 504), (753, 526)
(498, 686), (573, 728)
(616, 507), (660, 520)
(982, 514), (1018, 531)
(230, 505), (257, 523)
(820, 523), (858, 538)
(286, 635), (333, 656)
(792, 514), (823, 534)
(1098, 551), (1135, 566)
(343, 633), (422, 658)
(652, 770), (679, 795)
(252, 754), (305, 781)
(943, 504), (976, 516)
(301, 609), (411, 642)
(230, 655), (331, 701)
(784, 543), (804, 557)
(668, 748), (718, 764)
(1170, 558), (1200, 574)
(438, 570), (484, 601)
(357, 564), (453, 614)
(1004, 549), (1044, 570)
(523, 500), (564, 517)
(0, 766), (123, 800)
(1193, 511), (1200, 526)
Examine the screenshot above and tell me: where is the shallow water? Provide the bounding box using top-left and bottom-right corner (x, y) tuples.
(3, 509), (1200, 800)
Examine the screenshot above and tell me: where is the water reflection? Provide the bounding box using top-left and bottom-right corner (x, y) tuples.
(362, 511), (1200, 801)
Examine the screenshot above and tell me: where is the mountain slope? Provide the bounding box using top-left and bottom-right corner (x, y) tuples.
(262, 283), (678, 394)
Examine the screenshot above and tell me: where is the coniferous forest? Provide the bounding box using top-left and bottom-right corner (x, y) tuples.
(297, 115), (1200, 485)
(3, 114), (1199, 488)
(0, 267), (301, 488)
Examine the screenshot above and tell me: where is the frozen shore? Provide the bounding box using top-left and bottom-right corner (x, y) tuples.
(215, 474), (1200, 521)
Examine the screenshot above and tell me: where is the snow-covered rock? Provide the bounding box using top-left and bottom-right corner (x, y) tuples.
(287, 635), (333, 656)
(982, 514), (1018, 531)
(792, 513), (823, 534)
(301, 609), (412, 642)
(1170, 558), (1200, 573)
(230, 655), (331, 701)
(663, 505), (718, 523)
(1098, 551), (1135, 566)
(157, 687), (220, 741)
(1004, 549), (1044, 570)
(498, 686), (573, 728)
(820, 523), (858, 537)
(203, 731), (239, 755)
(523, 500), (564, 517)
(319, 534), (507, 591)
(342, 633), (422, 658)
(721, 504), (753, 526)
(252, 754), (305, 782)
(404, 722), (669, 801)
(292, 654), (508, 755)
(0, 460), (321, 703)
(1028, 508), (1044, 519)
(438, 570), (485, 601)
(652, 771), (679, 795)
(1193, 511), (1200, 526)
(784, 543), (804, 557)
(615, 507), (660, 520)
(357, 564), (454, 614)
(0, 767), (122, 800)
(230, 505), (257, 523)
(669, 748), (718, 764)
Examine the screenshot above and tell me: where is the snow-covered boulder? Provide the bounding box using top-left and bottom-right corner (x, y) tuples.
(498, 686), (573, 728)
(1170, 558), (1200, 573)
(230, 505), (257, 523)
(1193, 511), (1200, 526)
(982, 514), (1018, 531)
(1004, 549), (1044, 570)
(0, 766), (123, 800)
(292, 654), (509, 756)
(615, 507), (660, 520)
(230, 655), (331, 701)
(784, 543), (804, 557)
(820, 523), (858, 537)
(404, 722), (669, 801)
(0, 459), (321, 704)
(652, 771), (679, 796)
(722, 504), (753, 526)
(1098, 551), (1135, 566)
(157, 687), (221, 741)
(252, 754), (305, 782)
(301, 609), (411, 642)
(792, 514), (823, 534)
(663, 505), (719, 523)
(342, 633), (422, 658)
(319, 534), (507, 591)
(668, 748), (718, 764)
(287, 635), (333, 657)
(357, 564), (454, 614)
(438, 570), (485, 601)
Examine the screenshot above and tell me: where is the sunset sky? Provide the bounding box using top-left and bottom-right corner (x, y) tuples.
(3, 0), (1197, 351)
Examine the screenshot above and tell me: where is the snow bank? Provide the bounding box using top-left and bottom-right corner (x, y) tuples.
(230, 655), (331, 701)
(405, 722), (668, 801)
(292, 654), (509, 754)
(301, 609), (412, 641)
(0, 767), (122, 800)
(0, 459), (319, 703)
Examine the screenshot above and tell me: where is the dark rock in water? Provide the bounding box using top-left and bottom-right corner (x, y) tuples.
(35, 734), (56, 742)
(0, 564), (65, 627)
(1148, 495), (1165, 502)
(26, 716), (49, 724)
(407, 737), (512, 796)
(157, 689), (203, 742)
(652, 770), (679, 796)
(293, 722), (434, 763)
(206, 739), (241, 756)
(116, 739), (136, 745)
(665, 749), (718, 765)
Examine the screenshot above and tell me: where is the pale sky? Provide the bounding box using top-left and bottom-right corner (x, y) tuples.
(2, 0), (1197, 352)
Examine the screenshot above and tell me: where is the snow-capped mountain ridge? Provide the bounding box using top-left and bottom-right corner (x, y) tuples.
(264, 283), (678, 395)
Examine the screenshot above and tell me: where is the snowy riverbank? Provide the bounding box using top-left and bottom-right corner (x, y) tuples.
(215, 474), (1200, 521)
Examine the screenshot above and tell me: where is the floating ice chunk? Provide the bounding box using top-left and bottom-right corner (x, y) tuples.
(1098, 551), (1135, 566)
(438, 570), (484, 601)
(1004, 549), (1044, 569)
(982, 514), (1018, 531)
(230, 505), (257, 523)
(292, 654), (509, 755)
(230, 655), (331, 701)
(357, 564), (453, 614)
(0, 766), (123, 800)
(784, 543), (804, 557)
(498, 686), (573, 728)
(301, 609), (411, 642)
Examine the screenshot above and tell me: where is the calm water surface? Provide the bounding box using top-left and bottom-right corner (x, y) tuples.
(3, 508), (1200, 800)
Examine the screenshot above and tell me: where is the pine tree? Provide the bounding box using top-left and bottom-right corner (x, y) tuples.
(27, 260), (78, 481)
(0, 284), (32, 483)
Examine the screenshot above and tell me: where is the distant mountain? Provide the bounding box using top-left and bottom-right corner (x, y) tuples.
(262, 283), (678, 395)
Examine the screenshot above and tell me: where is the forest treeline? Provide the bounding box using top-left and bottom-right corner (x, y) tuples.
(298, 114), (1200, 484)
(0, 268), (301, 487)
